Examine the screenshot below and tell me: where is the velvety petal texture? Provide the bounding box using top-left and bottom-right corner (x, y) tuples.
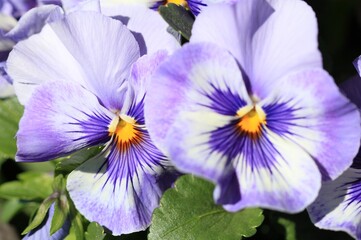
(308, 167), (361, 239)
(16, 81), (114, 162)
(145, 38), (360, 213)
(5, 5), (64, 42)
(307, 74), (361, 238)
(23, 203), (70, 240)
(191, 0), (322, 98)
(101, 3), (179, 56)
(7, 11), (139, 107)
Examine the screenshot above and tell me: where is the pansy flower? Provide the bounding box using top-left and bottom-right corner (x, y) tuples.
(7, 9), (178, 235)
(144, 0), (361, 213)
(307, 58), (361, 239)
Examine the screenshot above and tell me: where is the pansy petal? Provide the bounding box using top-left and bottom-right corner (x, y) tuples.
(145, 43), (251, 154)
(191, 0), (274, 72)
(7, 0), (37, 17)
(124, 50), (168, 116)
(8, 12), (139, 108)
(5, 5), (64, 42)
(61, 0), (100, 13)
(261, 69), (360, 180)
(340, 75), (361, 109)
(101, 3), (179, 56)
(24, 203), (71, 240)
(250, 0), (322, 97)
(308, 167), (361, 239)
(16, 81), (114, 162)
(167, 115), (321, 211)
(67, 132), (168, 235)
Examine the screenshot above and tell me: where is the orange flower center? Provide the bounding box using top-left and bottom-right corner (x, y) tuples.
(237, 105), (266, 138)
(108, 115), (142, 151)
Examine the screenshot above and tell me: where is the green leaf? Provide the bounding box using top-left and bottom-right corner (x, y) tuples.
(278, 217), (296, 240)
(0, 172), (53, 200)
(149, 175), (264, 240)
(85, 222), (106, 240)
(55, 147), (102, 176)
(69, 207), (85, 240)
(50, 195), (69, 235)
(22, 195), (56, 234)
(0, 97), (23, 158)
(0, 199), (24, 222)
(159, 3), (195, 40)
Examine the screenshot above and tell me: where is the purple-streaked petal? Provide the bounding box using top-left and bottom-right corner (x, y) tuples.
(191, 0), (322, 99)
(261, 69), (360, 180)
(249, 0), (322, 98)
(191, 0), (274, 75)
(23, 203), (70, 240)
(101, 3), (180, 56)
(16, 81), (114, 162)
(5, 5), (64, 42)
(8, 12), (139, 108)
(308, 167), (361, 239)
(145, 43), (251, 154)
(123, 50), (168, 115)
(340, 75), (361, 109)
(67, 132), (169, 235)
(61, 0), (100, 13)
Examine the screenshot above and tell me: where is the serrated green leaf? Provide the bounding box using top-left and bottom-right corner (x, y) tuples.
(0, 172), (53, 200)
(55, 147), (102, 176)
(85, 222), (106, 240)
(22, 196), (56, 234)
(149, 175), (264, 240)
(0, 97), (23, 158)
(50, 195), (69, 235)
(159, 3), (194, 40)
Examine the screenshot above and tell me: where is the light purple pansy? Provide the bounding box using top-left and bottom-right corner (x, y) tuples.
(307, 57), (361, 240)
(23, 203), (70, 240)
(144, 0), (361, 213)
(7, 9), (179, 235)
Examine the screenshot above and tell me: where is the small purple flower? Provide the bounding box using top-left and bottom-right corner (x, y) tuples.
(7, 8), (179, 235)
(144, 0), (361, 213)
(23, 203), (70, 240)
(307, 57), (361, 240)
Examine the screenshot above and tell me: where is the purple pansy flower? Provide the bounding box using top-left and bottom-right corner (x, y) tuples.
(307, 57), (361, 240)
(144, 0), (361, 213)
(23, 203), (70, 240)
(7, 9), (178, 235)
